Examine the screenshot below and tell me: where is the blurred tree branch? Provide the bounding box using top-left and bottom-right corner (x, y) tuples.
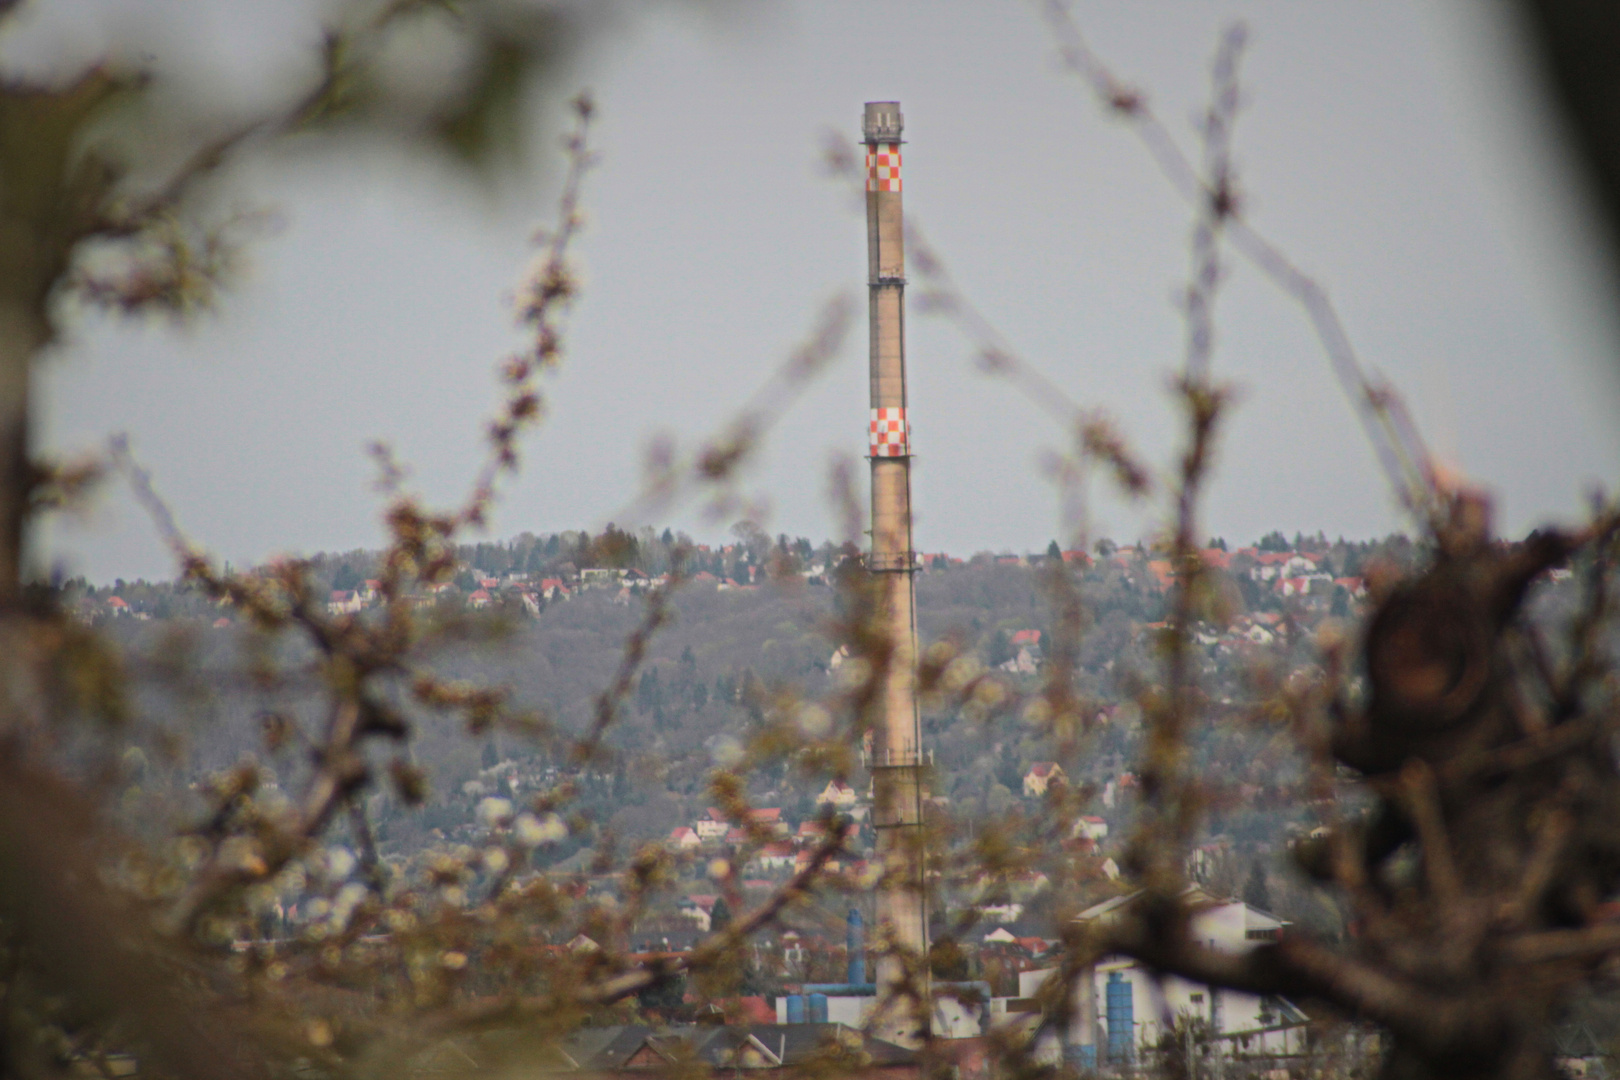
(1513, 0), (1620, 336)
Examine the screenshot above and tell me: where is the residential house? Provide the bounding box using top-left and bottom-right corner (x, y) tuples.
(415, 1020), (927, 1079)
(1240, 620), (1276, 646)
(791, 848), (847, 875)
(751, 842), (796, 872)
(1188, 838), (1231, 883)
(1072, 816), (1109, 842)
(1249, 550), (1294, 580)
(1100, 773), (1138, 809)
(1277, 577), (1312, 598)
(748, 808), (789, 836)
(1281, 552), (1322, 576)
(694, 808), (729, 842)
(1334, 576), (1367, 598)
(678, 895), (716, 931)
(1023, 762), (1067, 798)
(1145, 560), (1176, 591)
(668, 826), (701, 851)
(978, 901), (1024, 923)
(816, 780), (858, 809)
(1013, 936), (1051, 958)
(1109, 546), (1144, 568)
(999, 646), (1039, 675)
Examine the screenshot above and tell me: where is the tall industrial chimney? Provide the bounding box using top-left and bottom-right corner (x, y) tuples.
(862, 100), (928, 1046)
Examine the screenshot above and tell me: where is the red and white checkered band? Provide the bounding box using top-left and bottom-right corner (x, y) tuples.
(866, 143), (901, 193)
(869, 407), (910, 457)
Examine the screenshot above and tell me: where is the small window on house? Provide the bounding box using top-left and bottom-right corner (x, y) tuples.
(1189, 993), (1204, 1005)
(1246, 928), (1279, 941)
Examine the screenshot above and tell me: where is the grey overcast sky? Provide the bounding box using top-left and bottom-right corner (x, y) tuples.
(14, 0), (1620, 582)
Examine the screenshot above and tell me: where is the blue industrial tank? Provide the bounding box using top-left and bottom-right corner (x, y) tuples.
(1106, 972), (1134, 1063)
(846, 908), (866, 985)
(808, 993), (829, 1023)
(785, 995), (805, 1023)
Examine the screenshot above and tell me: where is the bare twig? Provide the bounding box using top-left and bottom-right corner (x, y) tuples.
(1040, 0), (1440, 523)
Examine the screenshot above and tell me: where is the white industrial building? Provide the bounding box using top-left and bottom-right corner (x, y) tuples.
(1018, 888), (1309, 1067)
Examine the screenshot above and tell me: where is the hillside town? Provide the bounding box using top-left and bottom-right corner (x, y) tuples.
(68, 525), (1389, 634)
(58, 523), (1546, 1073)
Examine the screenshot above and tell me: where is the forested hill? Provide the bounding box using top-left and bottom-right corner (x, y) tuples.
(77, 526), (1439, 863)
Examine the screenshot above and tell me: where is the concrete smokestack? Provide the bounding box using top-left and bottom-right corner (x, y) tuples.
(862, 100), (927, 1046)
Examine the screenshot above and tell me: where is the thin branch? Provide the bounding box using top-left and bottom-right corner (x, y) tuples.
(1039, 0), (1439, 522)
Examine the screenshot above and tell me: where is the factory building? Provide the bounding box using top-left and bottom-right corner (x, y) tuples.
(1017, 889), (1310, 1066)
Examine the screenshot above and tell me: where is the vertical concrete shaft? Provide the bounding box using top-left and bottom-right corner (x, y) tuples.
(862, 100), (927, 1046)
